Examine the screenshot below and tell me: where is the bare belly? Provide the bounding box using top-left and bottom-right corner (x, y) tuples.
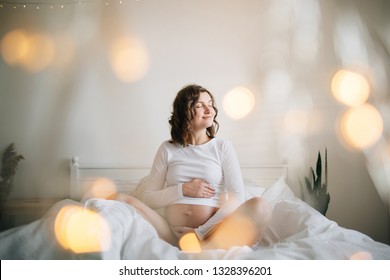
(165, 204), (218, 228)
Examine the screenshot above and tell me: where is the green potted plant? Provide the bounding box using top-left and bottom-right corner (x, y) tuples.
(301, 148), (330, 216)
(0, 143), (25, 202)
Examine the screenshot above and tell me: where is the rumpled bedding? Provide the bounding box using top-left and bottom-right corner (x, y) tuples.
(1, 179), (390, 260)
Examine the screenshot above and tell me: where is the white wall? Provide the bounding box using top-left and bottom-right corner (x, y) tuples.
(0, 0), (389, 244)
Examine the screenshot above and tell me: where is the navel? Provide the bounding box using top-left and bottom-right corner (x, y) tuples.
(185, 209), (192, 216)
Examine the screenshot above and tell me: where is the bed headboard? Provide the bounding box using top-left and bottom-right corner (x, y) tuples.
(69, 156), (288, 201)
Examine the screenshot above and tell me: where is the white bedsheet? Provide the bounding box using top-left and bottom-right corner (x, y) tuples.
(1, 180), (390, 260)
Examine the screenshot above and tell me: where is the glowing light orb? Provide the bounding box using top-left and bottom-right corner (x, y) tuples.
(179, 232), (202, 253)
(331, 69), (370, 107)
(223, 87), (255, 119)
(1, 29), (30, 65)
(109, 36), (149, 83)
(1, 29), (55, 72)
(90, 178), (117, 199)
(54, 205), (111, 254)
(339, 103), (383, 150)
(350, 251), (372, 260)
(21, 34), (55, 73)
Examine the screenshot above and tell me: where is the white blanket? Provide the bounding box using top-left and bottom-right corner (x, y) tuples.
(1, 179), (390, 260)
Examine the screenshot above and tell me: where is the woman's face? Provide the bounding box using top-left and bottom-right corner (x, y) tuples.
(191, 91), (216, 131)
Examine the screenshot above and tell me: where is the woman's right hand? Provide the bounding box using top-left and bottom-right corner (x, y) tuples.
(182, 179), (215, 198)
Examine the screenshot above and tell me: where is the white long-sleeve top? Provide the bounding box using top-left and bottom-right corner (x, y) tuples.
(142, 138), (245, 239)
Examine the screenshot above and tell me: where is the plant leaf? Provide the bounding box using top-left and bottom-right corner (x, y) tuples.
(2, 143), (16, 166)
(0, 143), (25, 180)
(325, 148), (328, 187)
(299, 179), (305, 200)
(301, 149), (330, 216)
(310, 167), (316, 186)
(316, 151), (322, 184)
(305, 176), (313, 194)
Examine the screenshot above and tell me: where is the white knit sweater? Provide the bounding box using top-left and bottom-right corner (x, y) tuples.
(142, 138), (245, 239)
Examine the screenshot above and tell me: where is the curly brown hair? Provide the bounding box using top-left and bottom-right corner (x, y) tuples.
(169, 84), (219, 146)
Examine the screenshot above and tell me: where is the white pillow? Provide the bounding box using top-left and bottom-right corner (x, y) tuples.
(129, 175), (151, 200)
(130, 175), (167, 216)
(245, 184), (266, 199)
(260, 176), (295, 207)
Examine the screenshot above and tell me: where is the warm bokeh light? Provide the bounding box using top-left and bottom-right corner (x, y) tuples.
(90, 178), (118, 199)
(1, 29), (30, 65)
(179, 232), (202, 253)
(350, 251), (373, 260)
(222, 87), (255, 119)
(339, 103), (383, 150)
(1, 29), (55, 72)
(21, 33), (55, 73)
(54, 205), (111, 254)
(109, 36), (149, 83)
(331, 69), (370, 107)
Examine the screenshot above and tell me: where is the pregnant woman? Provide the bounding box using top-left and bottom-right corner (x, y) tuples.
(115, 84), (272, 250)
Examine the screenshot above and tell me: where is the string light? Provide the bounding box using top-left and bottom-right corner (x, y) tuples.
(0, 0), (132, 10)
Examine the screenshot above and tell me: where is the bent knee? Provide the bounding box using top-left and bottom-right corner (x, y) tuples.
(245, 197), (273, 224)
(246, 197), (272, 211)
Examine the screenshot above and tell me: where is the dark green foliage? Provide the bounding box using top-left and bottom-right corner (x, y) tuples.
(0, 143), (24, 200)
(302, 149), (330, 216)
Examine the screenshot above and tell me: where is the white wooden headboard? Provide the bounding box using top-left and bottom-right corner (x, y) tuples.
(69, 156), (288, 201)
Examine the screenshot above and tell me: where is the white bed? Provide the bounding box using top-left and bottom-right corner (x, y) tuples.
(69, 156), (288, 201)
(1, 157), (390, 260)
